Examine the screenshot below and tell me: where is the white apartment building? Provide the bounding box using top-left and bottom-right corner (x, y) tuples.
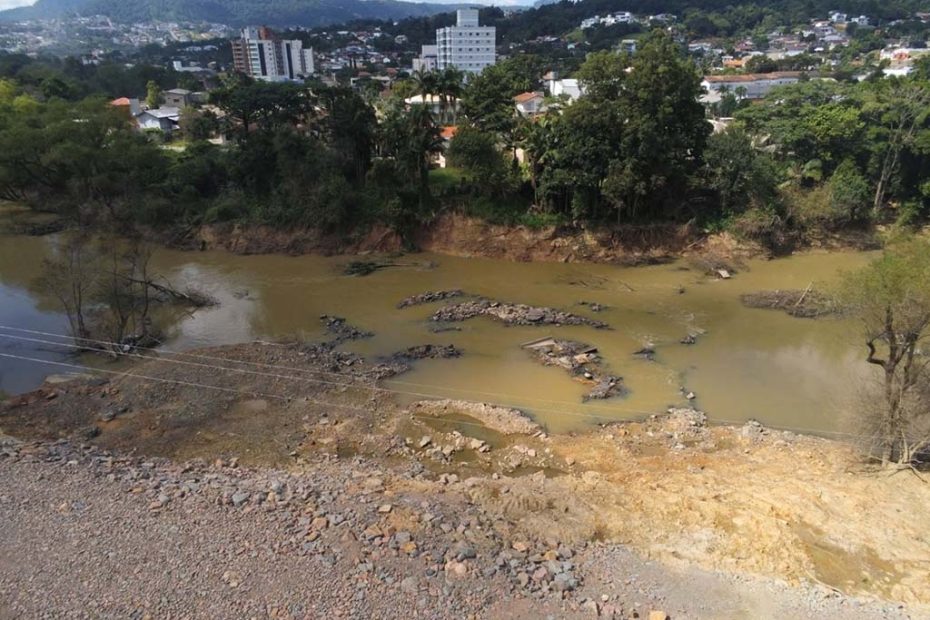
(413, 44), (438, 73)
(436, 9), (496, 74)
(232, 27), (315, 82)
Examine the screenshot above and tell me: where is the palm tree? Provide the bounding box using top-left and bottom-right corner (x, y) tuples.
(412, 69), (438, 101)
(517, 116), (553, 208)
(437, 67), (464, 125)
(404, 105), (444, 208)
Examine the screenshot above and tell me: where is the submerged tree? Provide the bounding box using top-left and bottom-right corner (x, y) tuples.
(37, 235), (213, 354)
(37, 234), (99, 344)
(840, 236), (930, 466)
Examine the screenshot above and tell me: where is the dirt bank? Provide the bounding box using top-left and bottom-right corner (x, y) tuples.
(1, 340), (929, 616)
(172, 214), (766, 265)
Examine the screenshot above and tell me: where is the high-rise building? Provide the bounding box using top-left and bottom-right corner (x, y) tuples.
(436, 10), (496, 74)
(231, 27), (315, 82)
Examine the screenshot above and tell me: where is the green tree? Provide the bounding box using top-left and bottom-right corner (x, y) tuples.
(179, 107), (219, 142)
(839, 236), (930, 466)
(828, 159), (871, 224)
(603, 30), (710, 220)
(575, 50), (628, 102)
(447, 125), (501, 176)
(145, 80), (162, 108)
(703, 126), (778, 215)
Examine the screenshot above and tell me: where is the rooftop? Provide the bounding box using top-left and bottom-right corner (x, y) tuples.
(704, 71), (803, 83)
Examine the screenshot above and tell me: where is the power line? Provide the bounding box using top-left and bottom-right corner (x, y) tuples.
(0, 350), (539, 435)
(0, 331), (651, 424)
(0, 325), (677, 417)
(0, 325), (857, 437)
(0, 323), (681, 412)
(0, 348), (857, 439)
(0, 352), (289, 402)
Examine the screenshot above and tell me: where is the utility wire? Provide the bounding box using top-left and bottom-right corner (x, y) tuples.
(0, 326), (677, 417)
(0, 331), (858, 438)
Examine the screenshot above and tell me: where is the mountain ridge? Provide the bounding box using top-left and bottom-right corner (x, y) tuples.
(0, 0), (465, 27)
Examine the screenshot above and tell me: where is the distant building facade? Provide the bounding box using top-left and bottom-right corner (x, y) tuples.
(413, 45), (438, 73)
(436, 10), (496, 74)
(701, 71), (803, 101)
(231, 27), (315, 82)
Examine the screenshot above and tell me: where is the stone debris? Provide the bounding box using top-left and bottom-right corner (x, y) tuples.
(740, 289), (837, 319)
(320, 314), (374, 346)
(376, 344), (462, 377)
(523, 339), (625, 402)
(432, 300), (609, 329)
(397, 290), (467, 309)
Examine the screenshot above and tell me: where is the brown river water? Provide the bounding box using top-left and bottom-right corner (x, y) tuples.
(0, 226), (876, 434)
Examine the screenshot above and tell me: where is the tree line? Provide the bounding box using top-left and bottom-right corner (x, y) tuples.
(2, 30), (930, 245)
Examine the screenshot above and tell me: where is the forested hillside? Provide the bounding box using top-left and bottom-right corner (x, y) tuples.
(0, 0), (458, 27)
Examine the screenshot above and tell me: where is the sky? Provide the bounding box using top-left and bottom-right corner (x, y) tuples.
(0, 0), (34, 8)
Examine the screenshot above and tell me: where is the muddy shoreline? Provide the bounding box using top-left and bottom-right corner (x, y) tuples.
(155, 213), (883, 265)
(2, 334), (930, 614)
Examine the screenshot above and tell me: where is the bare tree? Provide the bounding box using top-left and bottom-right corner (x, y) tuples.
(38, 236), (212, 355)
(36, 234), (99, 346)
(840, 236), (930, 466)
(96, 238), (156, 352)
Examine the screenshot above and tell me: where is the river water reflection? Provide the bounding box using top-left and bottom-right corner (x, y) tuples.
(0, 228), (874, 433)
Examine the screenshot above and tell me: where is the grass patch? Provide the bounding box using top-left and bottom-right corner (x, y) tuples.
(429, 167), (466, 192)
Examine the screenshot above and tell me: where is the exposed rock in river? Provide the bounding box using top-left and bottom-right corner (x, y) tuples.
(740, 289), (836, 318)
(321, 315), (372, 340)
(432, 300), (609, 329)
(377, 344), (462, 377)
(310, 315), (374, 351)
(397, 290), (467, 309)
(523, 338), (625, 401)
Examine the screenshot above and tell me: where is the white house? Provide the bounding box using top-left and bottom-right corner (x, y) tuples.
(136, 107), (180, 132)
(404, 94), (460, 119)
(544, 73), (584, 102)
(514, 91), (546, 116)
(413, 44), (438, 73)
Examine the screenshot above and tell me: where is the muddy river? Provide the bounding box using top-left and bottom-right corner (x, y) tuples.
(0, 226), (875, 434)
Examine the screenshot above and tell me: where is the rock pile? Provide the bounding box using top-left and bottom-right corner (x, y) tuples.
(432, 301), (609, 329)
(397, 290), (467, 309)
(524, 339), (624, 401)
(377, 344), (463, 377)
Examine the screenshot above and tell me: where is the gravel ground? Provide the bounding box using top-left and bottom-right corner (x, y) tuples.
(0, 438), (918, 620)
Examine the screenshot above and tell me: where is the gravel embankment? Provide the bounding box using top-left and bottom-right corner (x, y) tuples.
(0, 438), (913, 620)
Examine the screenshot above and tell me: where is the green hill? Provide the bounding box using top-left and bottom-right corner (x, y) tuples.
(0, 0), (461, 27)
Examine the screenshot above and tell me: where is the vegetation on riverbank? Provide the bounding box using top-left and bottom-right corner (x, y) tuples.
(1, 31), (929, 253)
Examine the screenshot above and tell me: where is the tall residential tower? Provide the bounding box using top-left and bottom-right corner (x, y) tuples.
(436, 9), (496, 74)
(231, 27), (315, 82)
